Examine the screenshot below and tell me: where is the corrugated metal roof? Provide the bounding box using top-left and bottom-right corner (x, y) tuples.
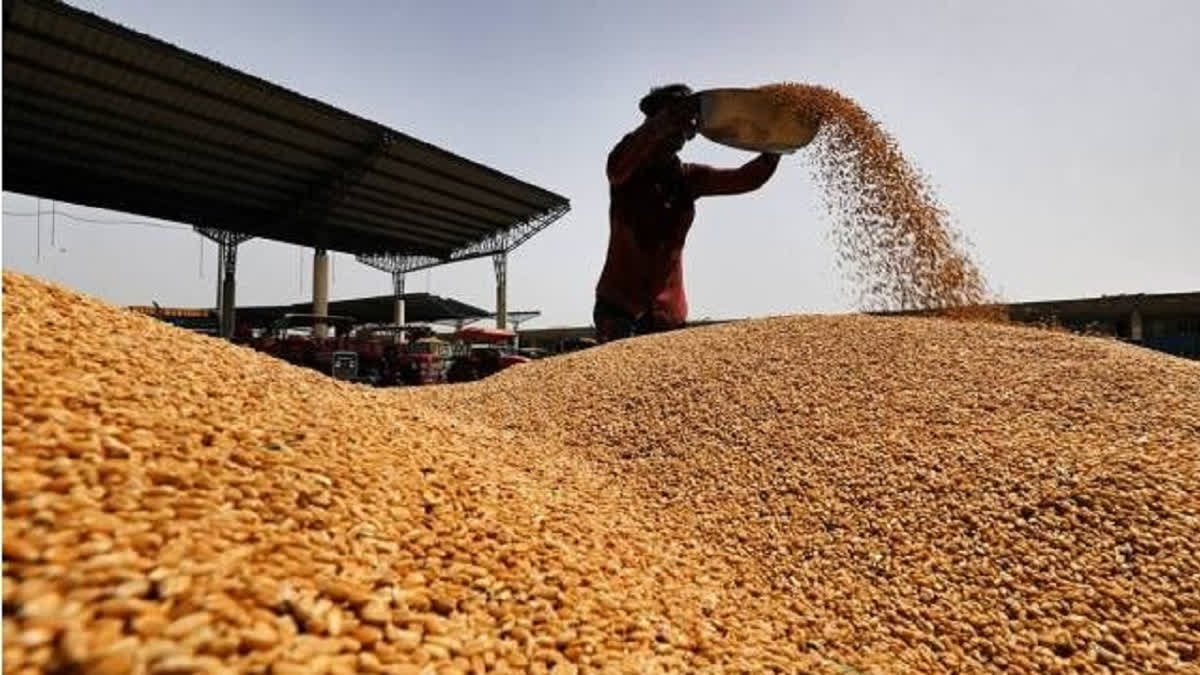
(233, 292), (495, 327)
(128, 292), (496, 327)
(2, 0), (569, 262)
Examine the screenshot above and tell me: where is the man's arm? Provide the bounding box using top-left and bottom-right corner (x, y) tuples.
(606, 102), (697, 185)
(686, 153), (781, 197)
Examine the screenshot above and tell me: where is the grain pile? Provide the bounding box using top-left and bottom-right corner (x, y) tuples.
(757, 82), (990, 313)
(1, 272), (819, 674)
(6, 270), (1200, 674)
(421, 317), (1200, 672)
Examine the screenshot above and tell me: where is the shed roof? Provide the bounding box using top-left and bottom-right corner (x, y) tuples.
(235, 292), (494, 328)
(2, 0), (569, 265)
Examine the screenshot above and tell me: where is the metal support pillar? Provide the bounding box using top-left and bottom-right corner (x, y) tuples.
(393, 272), (406, 327)
(493, 252), (508, 330)
(312, 248), (330, 338)
(506, 316), (537, 350)
(196, 228), (254, 340)
(356, 252), (422, 331)
(214, 248), (225, 317)
(220, 244), (237, 338)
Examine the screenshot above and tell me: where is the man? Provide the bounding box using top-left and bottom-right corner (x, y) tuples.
(594, 83), (781, 343)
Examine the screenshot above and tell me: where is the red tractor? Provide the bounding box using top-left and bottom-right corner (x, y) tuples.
(248, 314), (363, 382)
(445, 326), (531, 383)
(398, 336), (452, 386)
(348, 324), (450, 386)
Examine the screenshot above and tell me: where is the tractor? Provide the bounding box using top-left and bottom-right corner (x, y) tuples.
(445, 326), (531, 383)
(248, 313), (363, 382)
(348, 324), (450, 386)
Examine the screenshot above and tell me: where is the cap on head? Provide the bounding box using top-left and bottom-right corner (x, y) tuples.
(639, 83), (694, 117)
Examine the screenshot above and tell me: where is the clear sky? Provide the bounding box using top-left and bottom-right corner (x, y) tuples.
(4, 0), (1198, 327)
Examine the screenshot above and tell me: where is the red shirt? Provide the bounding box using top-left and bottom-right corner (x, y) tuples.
(597, 117), (780, 327)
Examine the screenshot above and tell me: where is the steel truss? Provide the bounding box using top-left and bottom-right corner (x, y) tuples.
(356, 202), (568, 329)
(353, 202), (568, 274)
(195, 227), (254, 339)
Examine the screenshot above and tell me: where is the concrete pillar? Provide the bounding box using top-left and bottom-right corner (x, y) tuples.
(1131, 309), (1143, 342)
(493, 252), (507, 330)
(392, 272), (406, 327)
(312, 248), (330, 338)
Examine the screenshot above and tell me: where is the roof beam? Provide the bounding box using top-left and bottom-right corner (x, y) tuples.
(273, 128), (397, 249)
(4, 23), (363, 149)
(355, 202), (569, 274)
(3, 86), (318, 185)
(3, 119), (294, 203)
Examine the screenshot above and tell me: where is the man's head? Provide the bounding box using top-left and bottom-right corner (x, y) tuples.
(640, 83), (698, 154)
(639, 83), (694, 117)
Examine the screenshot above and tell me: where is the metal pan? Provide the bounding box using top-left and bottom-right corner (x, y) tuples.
(696, 88), (821, 154)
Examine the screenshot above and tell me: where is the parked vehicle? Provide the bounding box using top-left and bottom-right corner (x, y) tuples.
(558, 336), (598, 353)
(445, 326), (530, 383)
(399, 336), (452, 385)
(517, 347), (549, 360)
(248, 314), (363, 382)
(346, 324), (450, 386)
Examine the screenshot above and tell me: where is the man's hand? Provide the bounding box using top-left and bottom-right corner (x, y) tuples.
(686, 151), (782, 197)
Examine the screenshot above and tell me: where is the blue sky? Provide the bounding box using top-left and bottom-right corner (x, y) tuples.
(4, 0), (1198, 327)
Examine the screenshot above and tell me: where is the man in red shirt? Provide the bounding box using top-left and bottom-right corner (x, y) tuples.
(594, 83), (782, 343)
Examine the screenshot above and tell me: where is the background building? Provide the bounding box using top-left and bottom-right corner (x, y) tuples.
(1005, 291), (1199, 359)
